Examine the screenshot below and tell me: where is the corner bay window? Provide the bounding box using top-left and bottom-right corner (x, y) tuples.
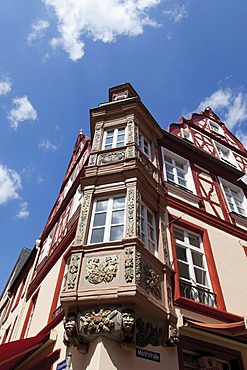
(173, 226), (216, 306)
(139, 134), (151, 157)
(89, 196), (125, 244)
(102, 127), (126, 150)
(141, 204), (157, 255)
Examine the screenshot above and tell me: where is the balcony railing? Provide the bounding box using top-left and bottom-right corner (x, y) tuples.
(180, 281), (217, 307)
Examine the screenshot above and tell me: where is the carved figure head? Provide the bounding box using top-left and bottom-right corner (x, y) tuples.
(64, 312), (77, 337)
(122, 309), (135, 332)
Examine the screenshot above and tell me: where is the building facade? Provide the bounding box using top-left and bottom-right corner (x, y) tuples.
(1, 83), (247, 370)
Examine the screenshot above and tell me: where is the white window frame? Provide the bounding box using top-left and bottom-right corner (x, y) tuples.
(162, 149), (195, 192)
(38, 226), (55, 263)
(88, 195), (126, 244)
(102, 127), (126, 150)
(215, 142), (238, 168)
(139, 134), (151, 158)
(69, 186), (83, 218)
(173, 226), (213, 293)
(141, 204), (157, 256)
(220, 178), (247, 216)
(182, 129), (193, 142)
(208, 120), (225, 136)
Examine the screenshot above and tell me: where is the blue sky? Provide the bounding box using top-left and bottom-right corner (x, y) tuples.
(1, 0), (247, 293)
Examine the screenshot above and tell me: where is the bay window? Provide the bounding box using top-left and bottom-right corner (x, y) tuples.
(141, 204), (157, 256)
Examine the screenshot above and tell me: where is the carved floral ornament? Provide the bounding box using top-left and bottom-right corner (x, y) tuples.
(124, 247), (134, 283)
(85, 255), (119, 284)
(67, 255), (81, 289)
(76, 194), (91, 243)
(98, 150), (125, 165)
(126, 188), (135, 237)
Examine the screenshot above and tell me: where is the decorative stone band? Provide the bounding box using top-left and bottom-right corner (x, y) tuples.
(124, 248), (134, 283)
(98, 150), (126, 165)
(76, 193), (91, 243)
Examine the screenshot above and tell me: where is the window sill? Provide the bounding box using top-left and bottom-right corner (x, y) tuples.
(165, 181), (202, 207)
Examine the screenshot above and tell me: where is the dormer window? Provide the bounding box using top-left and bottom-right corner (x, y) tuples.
(102, 127), (126, 150)
(209, 120), (224, 136)
(182, 129), (193, 142)
(215, 143), (238, 168)
(139, 134), (151, 157)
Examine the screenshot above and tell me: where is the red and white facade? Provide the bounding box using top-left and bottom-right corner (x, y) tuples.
(0, 84), (247, 370)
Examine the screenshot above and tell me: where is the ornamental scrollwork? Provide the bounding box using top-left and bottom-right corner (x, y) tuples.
(126, 188), (135, 237)
(88, 153), (97, 166)
(144, 263), (161, 299)
(136, 190), (141, 238)
(76, 194), (91, 243)
(67, 255), (80, 289)
(124, 248), (134, 283)
(136, 318), (162, 347)
(127, 119), (135, 143)
(85, 255), (119, 284)
(79, 308), (119, 335)
(135, 251), (142, 284)
(92, 127), (101, 151)
(98, 150), (125, 165)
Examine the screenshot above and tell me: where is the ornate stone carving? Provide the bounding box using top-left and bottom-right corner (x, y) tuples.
(127, 119), (135, 143)
(98, 150), (125, 165)
(85, 255), (119, 284)
(79, 308), (119, 335)
(88, 153), (97, 166)
(76, 194), (91, 243)
(121, 308), (135, 348)
(161, 219), (169, 264)
(124, 248), (134, 283)
(136, 318), (162, 347)
(135, 251), (142, 284)
(67, 254), (80, 289)
(92, 127), (101, 151)
(126, 188), (135, 237)
(167, 284), (173, 309)
(136, 190), (141, 238)
(167, 326), (179, 347)
(63, 312), (88, 353)
(144, 263), (161, 299)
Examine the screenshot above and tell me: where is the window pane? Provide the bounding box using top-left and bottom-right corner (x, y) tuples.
(192, 251), (203, 267)
(178, 262), (190, 280)
(147, 210), (153, 224)
(110, 225), (124, 241)
(113, 197), (125, 208)
(174, 228), (184, 241)
(93, 213), (106, 227)
(96, 199), (108, 212)
(111, 210), (124, 224)
(195, 268), (208, 286)
(91, 228), (104, 243)
(176, 246), (187, 261)
(188, 233), (200, 248)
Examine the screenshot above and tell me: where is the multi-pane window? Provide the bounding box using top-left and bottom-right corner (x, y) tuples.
(173, 227), (215, 306)
(223, 185), (246, 216)
(139, 134), (151, 157)
(209, 120), (224, 135)
(215, 143), (237, 167)
(164, 154), (188, 188)
(141, 204), (156, 255)
(102, 127), (126, 150)
(89, 196), (125, 244)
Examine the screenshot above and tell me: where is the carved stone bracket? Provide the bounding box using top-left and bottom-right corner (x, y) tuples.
(136, 317), (162, 347)
(67, 254), (81, 290)
(124, 248), (134, 283)
(85, 255), (119, 284)
(98, 150), (125, 165)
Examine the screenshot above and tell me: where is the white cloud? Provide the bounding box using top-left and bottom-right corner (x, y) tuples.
(193, 88), (247, 130)
(15, 201), (29, 219)
(236, 130), (247, 149)
(39, 138), (59, 151)
(27, 19), (50, 44)
(164, 4), (188, 23)
(43, 0), (160, 61)
(0, 77), (12, 96)
(7, 96), (38, 130)
(0, 164), (22, 205)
